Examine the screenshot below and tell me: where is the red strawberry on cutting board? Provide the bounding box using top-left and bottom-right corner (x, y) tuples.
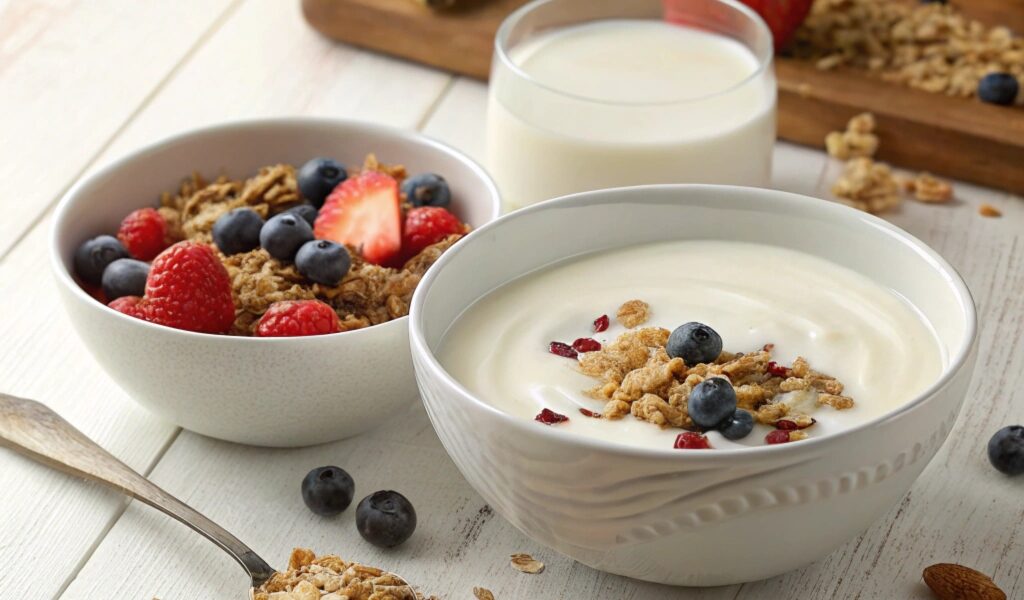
(665, 0), (812, 52)
(737, 0), (812, 51)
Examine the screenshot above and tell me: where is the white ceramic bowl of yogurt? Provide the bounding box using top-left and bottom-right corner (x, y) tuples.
(409, 185), (977, 586)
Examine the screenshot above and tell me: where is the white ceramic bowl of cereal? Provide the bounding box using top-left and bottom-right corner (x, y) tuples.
(409, 185), (977, 585)
(51, 117), (499, 447)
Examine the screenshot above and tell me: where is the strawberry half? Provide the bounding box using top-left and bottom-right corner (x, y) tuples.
(313, 171), (401, 266)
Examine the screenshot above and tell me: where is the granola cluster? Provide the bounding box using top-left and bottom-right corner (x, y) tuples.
(827, 113), (953, 213)
(794, 0), (1024, 103)
(253, 548), (435, 600)
(157, 156), (462, 335)
(578, 303), (853, 434)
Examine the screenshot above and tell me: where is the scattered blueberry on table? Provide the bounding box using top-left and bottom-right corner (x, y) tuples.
(356, 490), (417, 548)
(988, 425), (1024, 476)
(301, 466), (356, 517)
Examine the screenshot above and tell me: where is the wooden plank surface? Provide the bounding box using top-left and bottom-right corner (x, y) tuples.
(0, 0), (239, 259)
(301, 0), (1024, 195)
(0, 1), (240, 596)
(0, 1), (1022, 599)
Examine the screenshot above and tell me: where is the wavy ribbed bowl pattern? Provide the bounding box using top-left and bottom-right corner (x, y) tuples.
(410, 186), (977, 585)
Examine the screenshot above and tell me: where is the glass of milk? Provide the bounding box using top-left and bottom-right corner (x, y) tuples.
(488, 0), (777, 212)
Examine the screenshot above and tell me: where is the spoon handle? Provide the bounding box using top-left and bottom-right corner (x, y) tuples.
(0, 393), (275, 587)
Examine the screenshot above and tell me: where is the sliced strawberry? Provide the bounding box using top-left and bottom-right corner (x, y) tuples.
(313, 171), (401, 266)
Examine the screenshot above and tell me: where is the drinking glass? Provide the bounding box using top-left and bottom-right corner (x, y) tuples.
(487, 0), (777, 212)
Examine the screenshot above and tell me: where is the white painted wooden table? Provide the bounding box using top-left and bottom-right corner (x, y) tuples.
(1, 2), (1022, 599)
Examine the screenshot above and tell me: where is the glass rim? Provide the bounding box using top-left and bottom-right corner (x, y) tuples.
(493, 0), (775, 108)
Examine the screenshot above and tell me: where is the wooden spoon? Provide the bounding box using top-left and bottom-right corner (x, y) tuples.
(0, 393), (414, 598)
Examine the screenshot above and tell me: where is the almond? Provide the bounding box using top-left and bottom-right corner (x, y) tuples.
(923, 563), (1006, 600)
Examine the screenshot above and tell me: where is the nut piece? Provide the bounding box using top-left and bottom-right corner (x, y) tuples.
(473, 587), (495, 600)
(616, 299), (650, 328)
(979, 203), (1003, 218)
(906, 172), (954, 203)
(832, 157), (902, 214)
(510, 553), (545, 574)
(825, 113), (880, 160)
(923, 563), (1006, 600)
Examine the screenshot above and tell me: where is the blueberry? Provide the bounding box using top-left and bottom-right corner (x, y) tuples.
(286, 203), (319, 227)
(978, 73), (1019, 106)
(213, 208), (264, 255)
(73, 235), (129, 285)
(988, 425), (1024, 476)
(356, 490), (417, 548)
(301, 466), (355, 516)
(297, 158), (347, 208)
(401, 173), (451, 208)
(719, 409), (755, 440)
(295, 240), (351, 286)
(667, 322), (723, 365)
(259, 213), (314, 261)
(101, 259), (149, 300)
(688, 378), (737, 429)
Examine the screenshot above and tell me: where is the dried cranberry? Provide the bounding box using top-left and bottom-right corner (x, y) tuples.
(765, 430), (793, 445)
(767, 361), (789, 378)
(535, 408), (569, 425)
(775, 418), (815, 431)
(579, 408), (601, 418)
(673, 432), (712, 450)
(593, 314), (610, 332)
(548, 341), (578, 359)
(572, 337), (602, 353)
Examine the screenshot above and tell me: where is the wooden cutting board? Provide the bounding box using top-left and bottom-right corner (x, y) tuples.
(302, 0), (1024, 195)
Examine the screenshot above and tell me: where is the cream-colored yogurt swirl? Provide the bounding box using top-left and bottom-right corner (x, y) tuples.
(439, 241), (945, 449)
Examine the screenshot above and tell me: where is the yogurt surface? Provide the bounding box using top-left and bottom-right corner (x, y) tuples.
(438, 240), (945, 450)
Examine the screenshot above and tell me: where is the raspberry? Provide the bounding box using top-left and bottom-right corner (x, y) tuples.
(111, 242), (234, 334)
(401, 206), (464, 259)
(109, 295), (147, 318)
(118, 208), (171, 261)
(674, 432), (712, 449)
(255, 300), (342, 337)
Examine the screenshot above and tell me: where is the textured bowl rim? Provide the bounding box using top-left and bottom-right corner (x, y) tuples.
(49, 116), (502, 344)
(409, 184), (978, 461)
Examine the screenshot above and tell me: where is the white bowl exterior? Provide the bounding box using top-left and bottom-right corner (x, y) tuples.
(52, 118), (500, 447)
(411, 186), (977, 585)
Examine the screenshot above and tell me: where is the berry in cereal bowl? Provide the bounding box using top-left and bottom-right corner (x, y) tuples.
(51, 118), (499, 447)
